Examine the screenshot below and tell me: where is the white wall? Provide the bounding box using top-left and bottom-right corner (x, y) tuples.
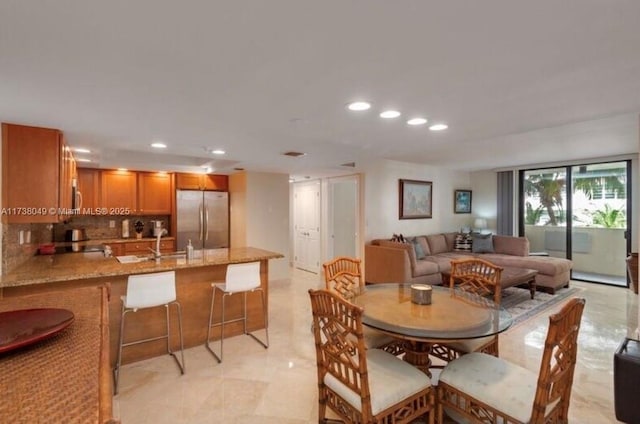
(362, 159), (472, 241)
(470, 171), (497, 233)
(244, 172), (290, 280)
(230, 171), (290, 281)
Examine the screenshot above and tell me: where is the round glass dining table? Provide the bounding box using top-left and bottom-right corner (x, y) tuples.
(353, 284), (512, 375)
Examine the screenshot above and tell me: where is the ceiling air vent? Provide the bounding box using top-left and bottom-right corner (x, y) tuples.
(283, 151), (306, 157)
(340, 162), (356, 167)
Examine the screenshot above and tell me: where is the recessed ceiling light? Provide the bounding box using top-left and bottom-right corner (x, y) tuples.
(73, 147), (91, 153)
(347, 101), (371, 111)
(407, 118), (428, 126)
(380, 110), (401, 119)
(429, 124), (448, 131)
(117, 168), (128, 171)
(76, 158), (91, 163)
(151, 142), (167, 149)
(211, 149), (225, 155)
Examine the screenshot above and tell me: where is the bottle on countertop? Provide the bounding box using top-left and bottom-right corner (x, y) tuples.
(122, 219), (130, 238)
(186, 239), (194, 260)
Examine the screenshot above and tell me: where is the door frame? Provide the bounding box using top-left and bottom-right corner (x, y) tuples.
(518, 159), (632, 287)
(326, 175), (361, 260)
(292, 180), (322, 273)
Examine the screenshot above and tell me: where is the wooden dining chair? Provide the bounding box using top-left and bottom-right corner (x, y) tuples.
(322, 256), (403, 355)
(437, 297), (586, 424)
(308, 289), (435, 424)
(430, 258), (503, 363)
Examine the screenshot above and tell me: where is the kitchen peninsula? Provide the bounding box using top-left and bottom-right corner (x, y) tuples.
(0, 247), (284, 366)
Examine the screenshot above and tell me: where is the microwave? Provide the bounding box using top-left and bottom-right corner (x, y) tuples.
(72, 178), (82, 210)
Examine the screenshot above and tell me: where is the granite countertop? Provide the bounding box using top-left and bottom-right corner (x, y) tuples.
(0, 247), (284, 288)
(54, 236), (176, 248)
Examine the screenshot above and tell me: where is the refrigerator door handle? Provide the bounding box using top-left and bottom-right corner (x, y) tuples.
(199, 204), (204, 241)
(205, 207), (209, 241)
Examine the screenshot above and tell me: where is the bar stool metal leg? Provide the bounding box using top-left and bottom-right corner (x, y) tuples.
(206, 287), (269, 363)
(205, 262), (269, 363)
(205, 285), (222, 362)
(114, 303), (127, 395)
(167, 301), (186, 374)
(114, 270), (184, 395)
(114, 302), (185, 394)
(246, 288), (269, 348)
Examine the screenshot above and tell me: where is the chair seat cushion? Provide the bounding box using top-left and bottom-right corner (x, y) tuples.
(324, 349), (431, 415)
(439, 352), (538, 422)
(444, 336), (495, 353)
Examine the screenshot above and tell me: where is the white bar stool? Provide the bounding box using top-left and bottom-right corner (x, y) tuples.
(114, 270), (185, 394)
(205, 261), (269, 362)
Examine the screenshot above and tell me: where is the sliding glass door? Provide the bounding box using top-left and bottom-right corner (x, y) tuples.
(520, 161), (630, 286)
(522, 168), (568, 259)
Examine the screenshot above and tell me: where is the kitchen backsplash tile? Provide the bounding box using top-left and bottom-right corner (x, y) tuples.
(1, 215), (170, 274)
(53, 215), (170, 241)
(2, 223), (49, 273)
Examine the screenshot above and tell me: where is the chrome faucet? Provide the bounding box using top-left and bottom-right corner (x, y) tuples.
(148, 228), (168, 261)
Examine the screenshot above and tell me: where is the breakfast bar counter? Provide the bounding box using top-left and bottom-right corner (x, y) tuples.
(0, 247), (284, 366)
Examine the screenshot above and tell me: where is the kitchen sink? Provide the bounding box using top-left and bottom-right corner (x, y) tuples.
(115, 251), (187, 264)
(159, 252), (186, 260)
(116, 255), (147, 264)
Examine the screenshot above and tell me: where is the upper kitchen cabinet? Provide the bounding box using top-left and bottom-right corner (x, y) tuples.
(137, 172), (172, 215)
(76, 168), (101, 214)
(59, 136), (76, 220)
(101, 170), (137, 214)
(1, 123), (76, 223)
(97, 169), (172, 215)
(176, 173), (228, 191)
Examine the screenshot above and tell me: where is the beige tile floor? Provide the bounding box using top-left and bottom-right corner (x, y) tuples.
(113, 268), (639, 423)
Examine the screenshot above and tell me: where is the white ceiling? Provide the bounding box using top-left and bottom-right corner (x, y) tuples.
(1, 1), (639, 179)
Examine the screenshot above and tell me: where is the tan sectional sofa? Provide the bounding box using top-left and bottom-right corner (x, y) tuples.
(364, 232), (572, 293)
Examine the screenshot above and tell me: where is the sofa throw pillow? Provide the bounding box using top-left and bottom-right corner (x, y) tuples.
(412, 239), (426, 260)
(472, 233), (494, 253)
(453, 233), (472, 251)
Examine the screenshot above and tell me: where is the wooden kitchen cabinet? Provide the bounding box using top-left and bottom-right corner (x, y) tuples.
(81, 169), (172, 215)
(77, 168), (100, 214)
(137, 172), (172, 215)
(58, 138), (76, 220)
(101, 170), (137, 214)
(122, 239), (175, 254)
(107, 242), (124, 256)
(175, 173), (202, 190)
(176, 173), (228, 191)
(159, 239), (175, 252)
(203, 174), (228, 191)
(124, 241), (152, 254)
(1, 123), (75, 223)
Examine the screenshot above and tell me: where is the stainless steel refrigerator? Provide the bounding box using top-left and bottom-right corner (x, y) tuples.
(176, 190), (229, 250)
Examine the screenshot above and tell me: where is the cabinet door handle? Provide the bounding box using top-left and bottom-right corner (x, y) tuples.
(199, 204), (204, 240)
(204, 207), (209, 241)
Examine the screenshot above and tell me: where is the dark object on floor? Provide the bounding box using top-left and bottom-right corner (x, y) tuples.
(625, 253), (638, 294)
(614, 337), (640, 423)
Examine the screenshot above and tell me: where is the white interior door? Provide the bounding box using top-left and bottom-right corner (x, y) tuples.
(328, 176), (359, 259)
(293, 181), (321, 273)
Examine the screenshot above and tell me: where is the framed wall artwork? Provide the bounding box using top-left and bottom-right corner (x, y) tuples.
(399, 179), (432, 219)
(454, 189), (472, 214)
